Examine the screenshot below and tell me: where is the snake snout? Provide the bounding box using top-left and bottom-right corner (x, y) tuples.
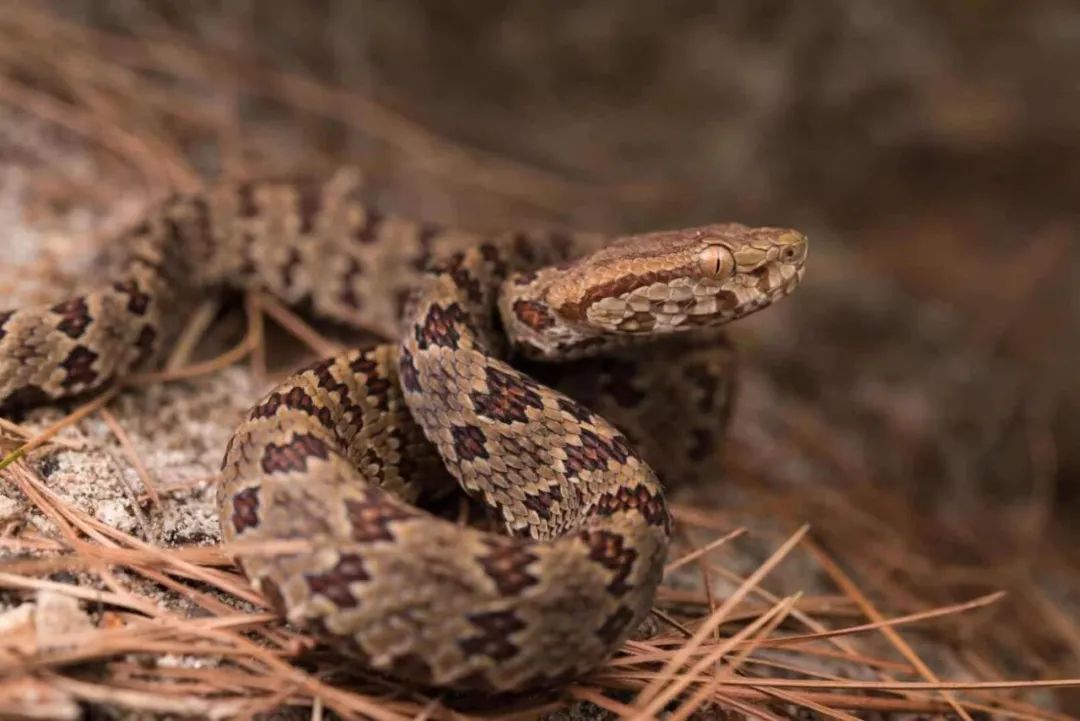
(776, 230), (809, 265)
(770, 230), (808, 296)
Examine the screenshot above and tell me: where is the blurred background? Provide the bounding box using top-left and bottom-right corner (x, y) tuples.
(1, 1), (1078, 716)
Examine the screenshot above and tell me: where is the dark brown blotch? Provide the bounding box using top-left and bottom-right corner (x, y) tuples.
(113, 279), (151, 315)
(478, 539), (540, 596)
(310, 360), (365, 423)
(304, 553), (368, 608)
(522, 485), (562, 521)
(230, 487), (261, 533)
(59, 345), (99, 388)
(451, 266), (484, 304)
(459, 609), (526, 661)
(512, 299), (555, 332)
(299, 356), (336, 377)
(131, 324), (158, 369)
(0, 384), (51, 410)
(251, 386), (334, 431)
(260, 432), (330, 474)
(562, 428), (632, 476)
(580, 529), (638, 596)
(556, 397), (595, 424)
(398, 349), (422, 393)
(365, 376), (392, 412)
(433, 252), (484, 304)
(451, 424), (489, 462)
(249, 392), (283, 419)
(593, 484), (669, 530)
(349, 354), (378, 376)
(414, 302), (468, 351)
(51, 297), (92, 339)
(479, 242), (509, 277)
(470, 366), (544, 425)
(344, 490), (416, 543)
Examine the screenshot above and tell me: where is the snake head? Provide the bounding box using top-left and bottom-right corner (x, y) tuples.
(546, 223), (807, 335)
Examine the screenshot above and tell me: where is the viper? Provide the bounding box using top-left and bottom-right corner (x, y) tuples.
(0, 172), (807, 691)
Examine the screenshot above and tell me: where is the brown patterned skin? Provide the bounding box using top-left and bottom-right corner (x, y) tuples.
(521, 334), (742, 489)
(0, 173), (807, 692)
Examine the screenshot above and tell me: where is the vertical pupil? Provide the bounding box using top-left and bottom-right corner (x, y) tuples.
(713, 254), (722, 274)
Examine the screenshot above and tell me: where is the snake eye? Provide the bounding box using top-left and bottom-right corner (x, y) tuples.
(698, 244), (735, 278)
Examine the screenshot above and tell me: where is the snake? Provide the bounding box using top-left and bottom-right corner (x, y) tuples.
(0, 173), (807, 692)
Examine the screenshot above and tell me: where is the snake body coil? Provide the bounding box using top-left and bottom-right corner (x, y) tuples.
(0, 175), (807, 691)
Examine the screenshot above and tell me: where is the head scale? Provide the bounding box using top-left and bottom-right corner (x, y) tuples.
(499, 223), (807, 359)
(557, 223), (807, 334)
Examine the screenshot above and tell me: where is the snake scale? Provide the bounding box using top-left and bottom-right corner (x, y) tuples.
(0, 173), (807, 692)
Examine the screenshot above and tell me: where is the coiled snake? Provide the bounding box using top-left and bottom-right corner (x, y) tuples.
(0, 174), (807, 691)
